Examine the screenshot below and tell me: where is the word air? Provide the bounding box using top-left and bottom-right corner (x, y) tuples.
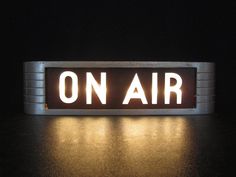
(59, 71), (183, 105)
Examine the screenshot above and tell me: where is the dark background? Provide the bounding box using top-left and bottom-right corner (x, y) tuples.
(2, 1), (236, 177)
(5, 0), (235, 114)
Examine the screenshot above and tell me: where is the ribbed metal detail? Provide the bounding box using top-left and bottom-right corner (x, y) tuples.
(24, 95), (45, 103)
(196, 80), (214, 88)
(197, 73), (214, 80)
(24, 80), (44, 88)
(24, 73), (44, 80)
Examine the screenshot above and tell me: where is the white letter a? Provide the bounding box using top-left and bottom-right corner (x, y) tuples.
(123, 73), (148, 104)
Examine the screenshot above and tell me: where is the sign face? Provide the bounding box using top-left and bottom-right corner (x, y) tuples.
(24, 61), (215, 115)
(46, 68), (196, 109)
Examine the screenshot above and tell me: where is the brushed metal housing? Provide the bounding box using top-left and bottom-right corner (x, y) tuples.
(24, 61), (215, 115)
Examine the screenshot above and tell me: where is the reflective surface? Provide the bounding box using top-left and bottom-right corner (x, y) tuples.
(1, 115), (235, 177)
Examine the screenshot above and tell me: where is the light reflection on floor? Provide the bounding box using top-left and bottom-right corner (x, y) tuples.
(36, 116), (201, 177)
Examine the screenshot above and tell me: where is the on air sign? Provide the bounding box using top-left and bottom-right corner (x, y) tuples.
(24, 61), (214, 115)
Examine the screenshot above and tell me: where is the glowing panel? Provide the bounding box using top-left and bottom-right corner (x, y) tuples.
(45, 68), (196, 109)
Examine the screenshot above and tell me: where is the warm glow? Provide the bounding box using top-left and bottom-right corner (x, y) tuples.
(165, 73), (182, 104)
(43, 116), (196, 176)
(52, 117), (109, 144)
(123, 73), (148, 104)
(152, 72), (158, 104)
(59, 71), (78, 103)
(86, 72), (107, 104)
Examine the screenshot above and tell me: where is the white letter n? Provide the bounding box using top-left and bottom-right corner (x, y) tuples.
(86, 72), (106, 104)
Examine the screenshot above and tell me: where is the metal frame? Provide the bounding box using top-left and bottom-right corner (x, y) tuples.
(24, 61), (215, 115)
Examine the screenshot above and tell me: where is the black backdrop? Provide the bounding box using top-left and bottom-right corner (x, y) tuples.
(5, 1), (236, 115)
(2, 2), (236, 177)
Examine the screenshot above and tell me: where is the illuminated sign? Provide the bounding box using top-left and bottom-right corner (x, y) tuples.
(24, 61), (215, 115)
